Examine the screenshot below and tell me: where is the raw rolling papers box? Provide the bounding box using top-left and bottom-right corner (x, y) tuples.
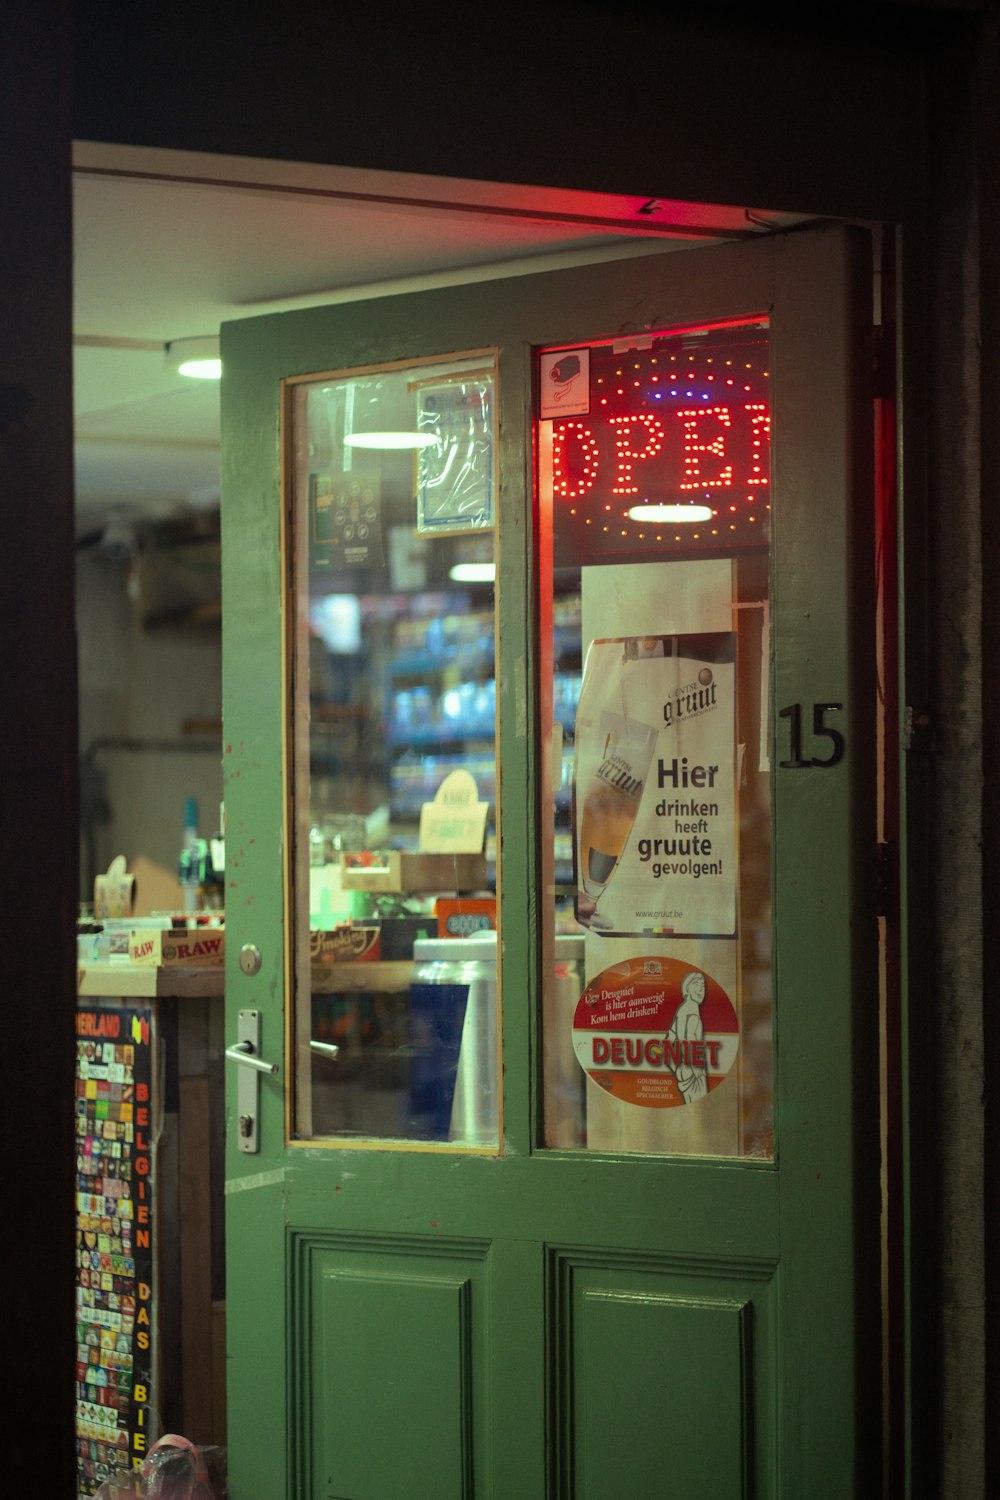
(129, 927), (226, 966)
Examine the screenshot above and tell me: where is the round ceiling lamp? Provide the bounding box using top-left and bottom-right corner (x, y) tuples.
(166, 336), (222, 380)
(448, 562), (496, 583)
(343, 430), (438, 450)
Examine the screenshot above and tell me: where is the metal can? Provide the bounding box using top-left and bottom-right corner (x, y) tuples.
(548, 933), (586, 1147)
(410, 933), (498, 1145)
(409, 932), (586, 1146)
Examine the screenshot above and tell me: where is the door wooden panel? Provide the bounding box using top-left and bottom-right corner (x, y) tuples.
(578, 1291), (752, 1498)
(308, 1246), (484, 1499)
(551, 1247), (772, 1498)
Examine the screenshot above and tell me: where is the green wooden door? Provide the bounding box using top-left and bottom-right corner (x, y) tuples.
(220, 226), (878, 1499)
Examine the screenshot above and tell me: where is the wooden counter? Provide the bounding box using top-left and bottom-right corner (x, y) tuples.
(312, 959), (413, 994)
(80, 958), (413, 995)
(77, 960), (224, 999)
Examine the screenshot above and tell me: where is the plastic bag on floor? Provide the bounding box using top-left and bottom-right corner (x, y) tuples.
(94, 1436), (222, 1500)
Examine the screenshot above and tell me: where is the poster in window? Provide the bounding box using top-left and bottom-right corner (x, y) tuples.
(572, 632), (737, 938)
(309, 468), (383, 571)
(414, 373), (494, 534)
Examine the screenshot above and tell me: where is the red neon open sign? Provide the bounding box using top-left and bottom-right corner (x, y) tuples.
(546, 327), (771, 552)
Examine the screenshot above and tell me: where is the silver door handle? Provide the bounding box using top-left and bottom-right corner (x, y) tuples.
(310, 1040), (340, 1060)
(227, 1010), (272, 1155)
(225, 1039), (279, 1075)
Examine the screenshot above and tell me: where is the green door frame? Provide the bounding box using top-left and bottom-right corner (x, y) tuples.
(220, 226), (881, 1498)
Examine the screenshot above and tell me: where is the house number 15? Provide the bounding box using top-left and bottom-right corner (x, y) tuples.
(779, 702), (845, 768)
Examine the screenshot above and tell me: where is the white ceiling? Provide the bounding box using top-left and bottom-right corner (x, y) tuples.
(72, 142), (808, 541)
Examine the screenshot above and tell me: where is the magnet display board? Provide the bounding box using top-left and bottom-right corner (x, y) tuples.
(75, 1004), (155, 1497)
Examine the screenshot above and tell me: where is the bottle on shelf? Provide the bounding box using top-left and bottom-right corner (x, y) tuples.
(178, 797), (207, 913)
(204, 801), (226, 909)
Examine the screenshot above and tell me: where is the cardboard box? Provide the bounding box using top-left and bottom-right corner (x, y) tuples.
(434, 897), (497, 938)
(129, 927), (226, 966)
(340, 851), (487, 894)
(310, 926), (381, 966)
(377, 916), (438, 959)
(129, 855), (184, 917)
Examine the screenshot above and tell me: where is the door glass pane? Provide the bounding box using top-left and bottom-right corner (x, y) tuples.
(286, 352), (500, 1147)
(538, 323), (773, 1157)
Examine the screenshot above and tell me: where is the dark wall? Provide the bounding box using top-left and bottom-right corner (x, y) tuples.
(978, 23), (1000, 1500)
(70, 1), (942, 218)
(2, 3), (77, 1495)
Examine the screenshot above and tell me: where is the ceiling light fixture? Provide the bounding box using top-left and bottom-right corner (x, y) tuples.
(342, 382), (438, 451)
(343, 430), (438, 450)
(166, 336), (222, 380)
(449, 562), (496, 583)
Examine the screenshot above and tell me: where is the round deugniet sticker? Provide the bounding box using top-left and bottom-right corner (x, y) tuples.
(572, 955), (739, 1108)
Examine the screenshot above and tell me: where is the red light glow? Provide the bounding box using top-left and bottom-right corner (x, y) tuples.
(545, 322), (770, 558)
